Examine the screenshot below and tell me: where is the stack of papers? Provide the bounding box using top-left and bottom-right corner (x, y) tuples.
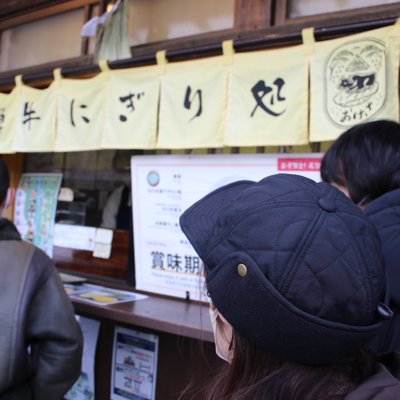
(64, 283), (147, 306)
(59, 272), (87, 284)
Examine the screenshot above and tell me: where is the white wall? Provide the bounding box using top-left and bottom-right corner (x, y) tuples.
(127, 0), (235, 46)
(0, 9), (84, 72)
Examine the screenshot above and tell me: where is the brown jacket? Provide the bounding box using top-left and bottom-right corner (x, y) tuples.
(0, 218), (83, 400)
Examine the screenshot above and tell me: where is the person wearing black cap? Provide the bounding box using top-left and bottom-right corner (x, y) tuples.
(179, 173), (400, 399)
(321, 119), (400, 354)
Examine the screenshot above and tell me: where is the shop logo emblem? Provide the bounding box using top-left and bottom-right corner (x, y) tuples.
(147, 170), (160, 187)
(325, 38), (387, 127)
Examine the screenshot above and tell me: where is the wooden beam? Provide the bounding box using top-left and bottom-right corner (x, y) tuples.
(0, 55), (95, 92)
(274, 0), (289, 26)
(234, 0), (272, 31)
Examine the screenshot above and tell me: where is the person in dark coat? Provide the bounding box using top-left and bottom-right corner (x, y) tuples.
(0, 158), (83, 399)
(179, 173), (400, 400)
(321, 119), (400, 353)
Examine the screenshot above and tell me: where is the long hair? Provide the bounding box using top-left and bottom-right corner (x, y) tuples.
(320, 119), (400, 206)
(205, 329), (378, 400)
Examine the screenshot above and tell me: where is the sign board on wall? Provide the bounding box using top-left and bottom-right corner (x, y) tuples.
(14, 173), (62, 257)
(131, 154), (322, 301)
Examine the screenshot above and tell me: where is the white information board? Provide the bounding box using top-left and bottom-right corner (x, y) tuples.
(131, 154), (322, 301)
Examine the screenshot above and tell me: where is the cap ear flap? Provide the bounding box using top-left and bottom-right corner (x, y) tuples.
(206, 251), (386, 365)
(206, 251), (274, 338)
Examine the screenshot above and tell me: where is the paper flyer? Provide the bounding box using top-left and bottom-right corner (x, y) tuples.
(14, 173), (62, 257)
(111, 327), (159, 400)
(65, 316), (100, 400)
(54, 224), (96, 251)
(64, 283), (148, 306)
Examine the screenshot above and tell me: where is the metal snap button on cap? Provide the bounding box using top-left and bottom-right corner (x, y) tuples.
(237, 263), (247, 277)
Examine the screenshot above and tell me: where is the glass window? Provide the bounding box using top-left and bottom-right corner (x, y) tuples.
(288, 0), (398, 18)
(0, 9), (84, 72)
(24, 150), (139, 227)
(127, 0), (234, 46)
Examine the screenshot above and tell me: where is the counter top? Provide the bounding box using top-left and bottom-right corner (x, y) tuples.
(72, 293), (214, 342)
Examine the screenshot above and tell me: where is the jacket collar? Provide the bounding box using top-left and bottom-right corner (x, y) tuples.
(0, 218), (21, 241)
(345, 352), (400, 399)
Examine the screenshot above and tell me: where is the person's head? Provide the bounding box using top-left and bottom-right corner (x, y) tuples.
(0, 158), (10, 207)
(179, 174), (391, 397)
(321, 119), (400, 206)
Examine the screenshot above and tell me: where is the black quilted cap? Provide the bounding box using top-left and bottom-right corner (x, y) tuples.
(180, 173), (390, 365)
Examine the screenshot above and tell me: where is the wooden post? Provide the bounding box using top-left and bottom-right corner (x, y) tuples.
(2, 153), (23, 220)
(234, 0), (273, 32)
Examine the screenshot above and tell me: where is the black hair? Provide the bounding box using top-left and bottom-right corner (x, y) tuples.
(320, 120), (400, 206)
(0, 158), (10, 206)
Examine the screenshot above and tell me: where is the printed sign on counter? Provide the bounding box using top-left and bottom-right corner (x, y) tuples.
(54, 224), (96, 251)
(131, 154), (322, 301)
(65, 316), (100, 400)
(111, 327), (159, 400)
(64, 283), (147, 306)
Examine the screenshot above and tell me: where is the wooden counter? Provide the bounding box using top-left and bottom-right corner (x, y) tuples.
(70, 287), (220, 400)
(72, 292), (214, 343)
(54, 230), (221, 399)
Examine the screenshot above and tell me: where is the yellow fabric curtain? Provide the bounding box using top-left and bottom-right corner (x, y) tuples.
(102, 65), (159, 149)
(55, 72), (107, 152)
(1, 22), (400, 152)
(0, 88), (18, 154)
(224, 43), (309, 146)
(309, 22), (400, 142)
(14, 81), (57, 152)
(157, 55), (227, 149)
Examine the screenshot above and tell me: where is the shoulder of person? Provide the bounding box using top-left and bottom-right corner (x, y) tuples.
(345, 352), (400, 399)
